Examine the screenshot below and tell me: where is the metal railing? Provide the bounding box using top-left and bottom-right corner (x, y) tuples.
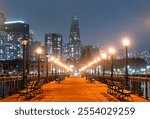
(0, 74), (66, 99)
(84, 73), (150, 100)
(0, 76), (22, 98)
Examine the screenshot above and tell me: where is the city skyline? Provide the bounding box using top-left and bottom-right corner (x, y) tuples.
(1, 1), (150, 105)
(0, 0), (150, 51)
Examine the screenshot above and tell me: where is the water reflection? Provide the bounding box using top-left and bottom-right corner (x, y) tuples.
(129, 80), (150, 99)
(141, 81), (150, 98)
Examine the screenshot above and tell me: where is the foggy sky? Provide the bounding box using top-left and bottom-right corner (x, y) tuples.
(1, 0), (150, 51)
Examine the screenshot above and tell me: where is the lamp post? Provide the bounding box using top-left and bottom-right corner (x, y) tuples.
(97, 57), (101, 77)
(97, 66), (100, 77)
(109, 48), (115, 80)
(37, 47), (42, 81)
(94, 59), (97, 75)
(22, 38), (28, 87)
(46, 54), (49, 81)
(50, 56), (54, 76)
(123, 37), (130, 86)
(101, 53), (107, 79)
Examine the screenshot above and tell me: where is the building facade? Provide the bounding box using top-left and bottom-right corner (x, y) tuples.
(129, 51), (150, 64)
(0, 12), (5, 25)
(62, 43), (70, 61)
(69, 15), (81, 61)
(29, 41), (42, 61)
(0, 19), (29, 60)
(45, 33), (62, 59)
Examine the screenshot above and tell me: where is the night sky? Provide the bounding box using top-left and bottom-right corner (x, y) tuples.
(0, 0), (150, 51)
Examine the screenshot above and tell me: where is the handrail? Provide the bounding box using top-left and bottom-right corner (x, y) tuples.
(0, 74), (66, 99)
(83, 74), (150, 100)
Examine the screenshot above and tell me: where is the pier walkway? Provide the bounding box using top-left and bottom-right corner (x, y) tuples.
(0, 75), (149, 102)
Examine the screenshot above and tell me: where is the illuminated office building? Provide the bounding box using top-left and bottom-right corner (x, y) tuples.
(45, 33), (62, 59)
(29, 41), (42, 61)
(69, 15), (81, 61)
(0, 20), (29, 60)
(62, 43), (70, 61)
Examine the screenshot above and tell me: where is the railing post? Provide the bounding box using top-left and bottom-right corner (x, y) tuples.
(15, 79), (17, 93)
(9, 78), (12, 95)
(2, 78), (5, 98)
(145, 79), (148, 99)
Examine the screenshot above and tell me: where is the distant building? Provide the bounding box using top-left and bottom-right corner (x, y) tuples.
(29, 60), (60, 75)
(45, 33), (62, 59)
(62, 43), (70, 61)
(0, 20), (29, 60)
(29, 41), (42, 61)
(0, 12), (5, 25)
(0, 61), (4, 74)
(69, 15), (81, 61)
(3, 21), (29, 35)
(29, 61), (48, 75)
(116, 48), (124, 59)
(140, 51), (150, 64)
(129, 51), (150, 64)
(84, 45), (100, 58)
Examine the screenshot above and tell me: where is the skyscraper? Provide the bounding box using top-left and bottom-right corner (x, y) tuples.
(69, 15), (81, 61)
(45, 33), (62, 59)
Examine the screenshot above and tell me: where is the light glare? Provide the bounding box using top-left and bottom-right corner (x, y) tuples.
(109, 48), (115, 54)
(123, 37), (130, 46)
(36, 48), (42, 54)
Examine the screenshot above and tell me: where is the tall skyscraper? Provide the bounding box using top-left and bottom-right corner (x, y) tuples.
(69, 15), (81, 61)
(45, 33), (62, 59)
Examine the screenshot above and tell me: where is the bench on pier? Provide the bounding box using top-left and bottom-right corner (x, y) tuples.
(106, 79), (133, 102)
(55, 76), (65, 83)
(86, 77), (95, 83)
(17, 79), (44, 100)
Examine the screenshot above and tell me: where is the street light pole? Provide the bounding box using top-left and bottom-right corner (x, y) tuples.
(102, 60), (105, 79)
(123, 37), (130, 86)
(37, 47), (42, 81)
(101, 53), (107, 79)
(46, 54), (49, 81)
(96, 57), (101, 78)
(52, 61), (53, 76)
(22, 38), (28, 87)
(110, 54), (114, 79)
(109, 48), (115, 80)
(98, 66), (100, 77)
(125, 45), (128, 85)
(38, 53), (40, 80)
(94, 66), (97, 75)
(50, 56), (54, 76)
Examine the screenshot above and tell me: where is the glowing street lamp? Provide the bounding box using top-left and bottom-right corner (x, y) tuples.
(109, 48), (115, 79)
(123, 37), (130, 86)
(109, 48), (115, 54)
(123, 37), (130, 46)
(22, 38), (28, 87)
(101, 53), (107, 79)
(37, 47), (42, 80)
(101, 53), (107, 59)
